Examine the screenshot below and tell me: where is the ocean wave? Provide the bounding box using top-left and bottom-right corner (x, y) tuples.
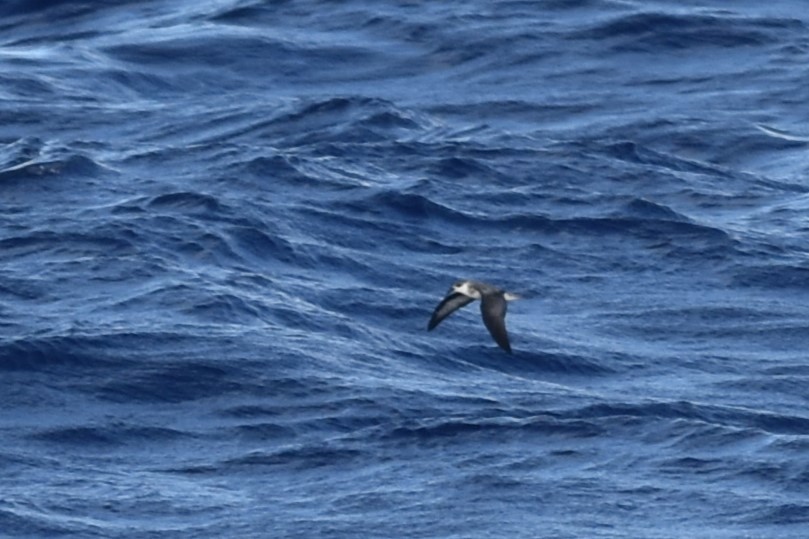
(747, 503), (809, 525)
(344, 190), (473, 223)
(222, 445), (363, 470)
(96, 360), (251, 404)
(29, 425), (189, 446)
(0, 336), (115, 372)
(578, 12), (799, 52)
(731, 263), (809, 289)
(0, 506), (68, 539)
(0, 152), (103, 183)
(334, 187), (733, 254)
(148, 191), (223, 213)
(0, 229), (135, 259)
(563, 400), (809, 436)
(383, 414), (604, 443)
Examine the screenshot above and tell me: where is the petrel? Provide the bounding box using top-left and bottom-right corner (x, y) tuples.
(428, 279), (520, 353)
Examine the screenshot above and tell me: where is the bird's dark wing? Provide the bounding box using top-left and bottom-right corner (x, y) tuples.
(428, 293), (474, 331)
(480, 293), (511, 353)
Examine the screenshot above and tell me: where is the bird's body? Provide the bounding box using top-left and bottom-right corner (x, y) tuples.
(428, 279), (520, 353)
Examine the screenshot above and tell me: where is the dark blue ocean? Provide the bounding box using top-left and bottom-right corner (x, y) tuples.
(2, 1), (809, 537)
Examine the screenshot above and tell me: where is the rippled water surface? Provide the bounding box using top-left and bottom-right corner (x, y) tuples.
(2, 1), (809, 537)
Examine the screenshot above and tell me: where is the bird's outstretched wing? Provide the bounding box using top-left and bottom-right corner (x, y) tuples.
(428, 293), (474, 331)
(480, 293), (511, 353)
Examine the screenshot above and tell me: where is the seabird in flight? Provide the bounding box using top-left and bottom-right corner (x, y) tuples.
(428, 279), (520, 353)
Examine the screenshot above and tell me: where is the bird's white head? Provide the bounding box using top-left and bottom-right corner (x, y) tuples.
(451, 280), (480, 299)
